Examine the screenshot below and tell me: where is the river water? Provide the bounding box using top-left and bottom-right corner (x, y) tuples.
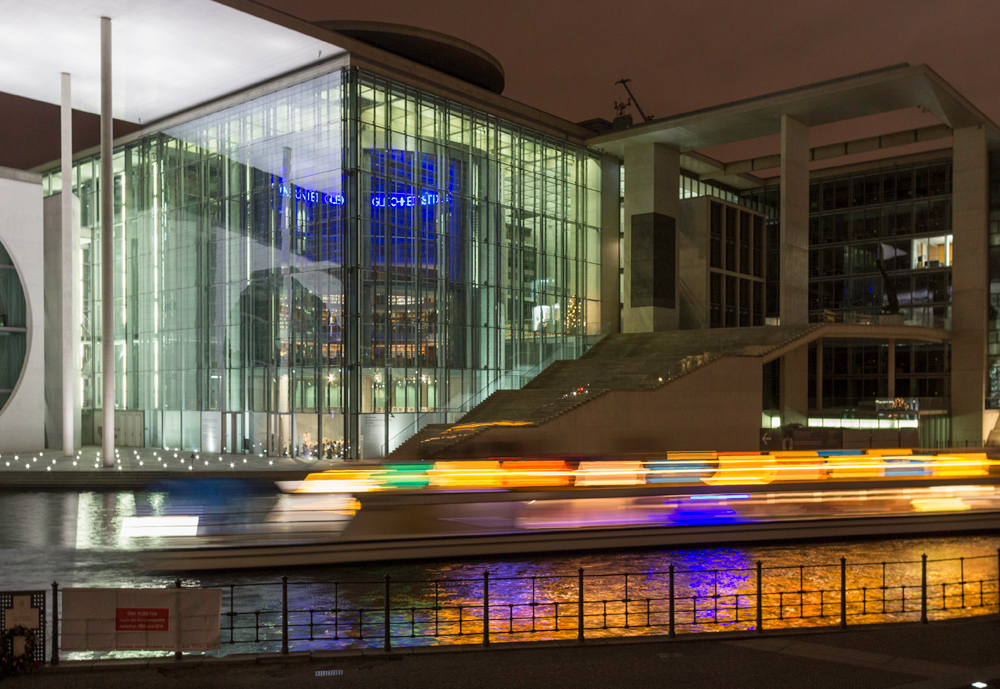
(1, 489), (998, 658)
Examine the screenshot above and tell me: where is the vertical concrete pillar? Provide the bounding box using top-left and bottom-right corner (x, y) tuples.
(60, 73), (74, 458)
(887, 338), (896, 399)
(600, 155), (621, 335)
(815, 339), (823, 411)
(622, 143), (680, 332)
(100, 16), (114, 467)
(779, 116), (810, 425)
(951, 125), (989, 446)
(780, 115), (810, 325)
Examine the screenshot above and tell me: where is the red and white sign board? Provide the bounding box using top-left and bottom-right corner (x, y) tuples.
(61, 588), (222, 651)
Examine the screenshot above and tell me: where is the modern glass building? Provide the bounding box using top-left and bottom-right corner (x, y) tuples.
(4, 5), (1000, 456)
(42, 65), (602, 457)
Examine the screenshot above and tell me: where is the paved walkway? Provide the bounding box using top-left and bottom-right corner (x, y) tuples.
(7, 616), (1000, 689)
(0, 446), (351, 489)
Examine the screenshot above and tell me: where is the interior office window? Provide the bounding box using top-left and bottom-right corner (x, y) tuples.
(809, 281), (821, 312)
(929, 199), (950, 233)
(881, 240), (909, 271)
(739, 279), (750, 326)
(753, 281), (764, 325)
(809, 184), (820, 213)
(882, 172), (896, 202)
(929, 163), (949, 196)
(822, 182), (835, 212)
(862, 209), (881, 239)
(865, 175), (882, 204)
(849, 210), (865, 242)
(894, 205), (913, 235)
(835, 179), (850, 209)
(725, 275), (737, 326)
(834, 212), (850, 242)
(753, 216), (763, 278)
(710, 202), (722, 268)
(710, 272), (722, 327)
(915, 167), (930, 198)
(739, 211), (751, 274)
(725, 206), (737, 271)
(896, 168), (913, 200)
(850, 178), (865, 207)
(912, 235), (952, 269)
(821, 215), (835, 243)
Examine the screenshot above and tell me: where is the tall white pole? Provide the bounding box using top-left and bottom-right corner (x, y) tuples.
(101, 16), (114, 468)
(60, 72), (74, 458)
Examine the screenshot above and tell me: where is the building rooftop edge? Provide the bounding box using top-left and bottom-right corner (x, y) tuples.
(587, 63), (1000, 155)
(0, 166), (42, 185)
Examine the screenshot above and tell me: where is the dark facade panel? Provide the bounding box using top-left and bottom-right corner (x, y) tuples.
(630, 212), (675, 310)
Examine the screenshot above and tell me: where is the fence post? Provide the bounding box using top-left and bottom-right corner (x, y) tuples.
(577, 568), (585, 642)
(174, 579), (182, 661)
(840, 558), (847, 628)
(384, 574), (391, 652)
(281, 576), (289, 654)
(755, 561), (763, 633)
(483, 571), (490, 646)
(51, 581), (59, 666)
(921, 554), (928, 623)
(668, 564), (675, 638)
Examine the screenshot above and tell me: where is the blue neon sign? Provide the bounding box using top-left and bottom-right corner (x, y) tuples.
(276, 184), (442, 208)
(371, 192), (440, 208)
(277, 183), (344, 206)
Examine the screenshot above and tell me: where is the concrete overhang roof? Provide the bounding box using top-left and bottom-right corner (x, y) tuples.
(589, 64), (1000, 158)
(0, 0), (344, 124)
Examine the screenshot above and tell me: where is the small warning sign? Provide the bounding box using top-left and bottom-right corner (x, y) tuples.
(115, 608), (169, 632)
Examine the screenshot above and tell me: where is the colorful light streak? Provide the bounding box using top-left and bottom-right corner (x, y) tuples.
(290, 451), (997, 495)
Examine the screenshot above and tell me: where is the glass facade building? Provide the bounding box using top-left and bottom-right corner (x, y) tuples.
(743, 158), (955, 427)
(43, 66), (602, 457)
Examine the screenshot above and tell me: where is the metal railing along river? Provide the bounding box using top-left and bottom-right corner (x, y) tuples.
(44, 550), (1000, 662)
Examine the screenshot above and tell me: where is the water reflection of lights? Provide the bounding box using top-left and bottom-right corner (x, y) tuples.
(514, 485), (1000, 531)
(121, 516), (200, 537)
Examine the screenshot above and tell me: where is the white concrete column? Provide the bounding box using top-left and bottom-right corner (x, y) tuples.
(622, 143), (680, 332)
(779, 115), (810, 425)
(100, 16), (114, 467)
(60, 72), (74, 458)
(951, 125), (989, 447)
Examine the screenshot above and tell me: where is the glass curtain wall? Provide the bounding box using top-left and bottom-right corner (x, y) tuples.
(43, 66), (601, 457)
(350, 70), (601, 457)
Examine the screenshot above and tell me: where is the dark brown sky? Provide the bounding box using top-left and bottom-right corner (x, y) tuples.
(4, 0), (998, 171)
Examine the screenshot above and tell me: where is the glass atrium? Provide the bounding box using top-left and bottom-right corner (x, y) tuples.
(43, 67), (602, 457)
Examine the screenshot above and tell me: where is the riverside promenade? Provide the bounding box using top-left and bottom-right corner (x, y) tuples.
(7, 615), (1000, 689)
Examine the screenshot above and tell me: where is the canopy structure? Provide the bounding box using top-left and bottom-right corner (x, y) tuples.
(0, 0), (344, 124)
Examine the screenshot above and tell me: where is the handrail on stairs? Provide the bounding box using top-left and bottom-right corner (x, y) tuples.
(381, 323), (612, 456)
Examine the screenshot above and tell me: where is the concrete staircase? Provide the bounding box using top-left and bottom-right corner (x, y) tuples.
(388, 324), (823, 460)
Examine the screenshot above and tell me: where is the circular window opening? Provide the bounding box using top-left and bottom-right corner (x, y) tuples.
(0, 238), (27, 413)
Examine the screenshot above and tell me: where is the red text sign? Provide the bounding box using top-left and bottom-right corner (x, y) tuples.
(115, 608), (169, 632)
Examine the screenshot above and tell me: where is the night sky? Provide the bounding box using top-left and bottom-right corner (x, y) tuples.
(3, 0), (998, 171)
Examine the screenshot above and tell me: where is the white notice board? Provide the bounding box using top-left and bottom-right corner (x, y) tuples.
(61, 588), (222, 652)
